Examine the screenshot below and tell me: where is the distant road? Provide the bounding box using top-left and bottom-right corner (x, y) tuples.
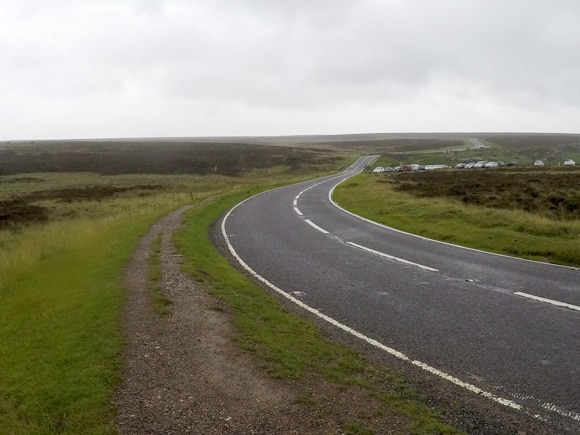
(220, 156), (580, 430)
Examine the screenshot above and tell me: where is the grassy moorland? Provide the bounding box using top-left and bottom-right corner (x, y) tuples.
(334, 170), (580, 267)
(341, 133), (580, 266)
(1, 134), (578, 433)
(0, 141), (350, 434)
(0, 190), (187, 433)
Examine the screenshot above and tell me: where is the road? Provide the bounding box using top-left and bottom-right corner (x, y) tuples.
(219, 156), (580, 429)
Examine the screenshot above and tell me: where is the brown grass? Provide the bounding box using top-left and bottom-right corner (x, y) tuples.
(388, 169), (580, 220)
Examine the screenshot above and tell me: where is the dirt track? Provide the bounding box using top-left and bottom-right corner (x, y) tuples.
(114, 205), (408, 434)
(114, 205), (562, 434)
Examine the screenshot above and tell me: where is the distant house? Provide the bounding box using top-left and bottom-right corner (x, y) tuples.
(533, 160), (544, 167)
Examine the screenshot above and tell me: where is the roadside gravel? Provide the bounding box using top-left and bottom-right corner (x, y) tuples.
(114, 205), (564, 434)
(114, 205), (408, 434)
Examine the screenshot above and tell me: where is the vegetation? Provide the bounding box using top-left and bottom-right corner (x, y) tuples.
(0, 142), (350, 433)
(0, 140), (346, 176)
(150, 234), (172, 316)
(0, 193), (184, 433)
(174, 191), (461, 434)
(334, 173), (580, 266)
(390, 169), (580, 220)
(1, 134), (578, 432)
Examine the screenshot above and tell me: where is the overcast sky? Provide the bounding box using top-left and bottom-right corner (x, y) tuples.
(1, 0), (579, 140)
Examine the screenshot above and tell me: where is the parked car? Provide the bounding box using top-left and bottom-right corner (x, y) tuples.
(455, 163), (466, 169)
(464, 162), (475, 169)
(474, 161), (487, 168)
(372, 167), (384, 173)
(564, 159), (576, 166)
(425, 164), (449, 170)
(534, 160), (544, 167)
(484, 161), (498, 168)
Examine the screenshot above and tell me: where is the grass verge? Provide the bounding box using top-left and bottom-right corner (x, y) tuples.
(334, 174), (580, 266)
(0, 166), (346, 433)
(150, 234), (172, 316)
(174, 189), (461, 434)
(1, 219), (155, 433)
(0, 195), (187, 434)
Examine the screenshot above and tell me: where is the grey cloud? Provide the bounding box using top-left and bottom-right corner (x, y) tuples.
(0, 0), (579, 139)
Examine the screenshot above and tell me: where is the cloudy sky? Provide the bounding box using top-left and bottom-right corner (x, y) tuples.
(1, 0), (579, 140)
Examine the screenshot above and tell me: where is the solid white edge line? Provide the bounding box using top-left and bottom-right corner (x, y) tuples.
(305, 219), (329, 234)
(514, 292), (580, 312)
(327, 178), (579, 271)
(219, 157), (580, 423)
(347, 241), (439, 272)
(220, 190), (524, 414)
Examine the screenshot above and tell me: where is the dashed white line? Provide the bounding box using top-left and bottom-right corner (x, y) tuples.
(220, 202), (523, 415)
(515, 292), (580, 312)
(347, 241), (439, 272)
(220, 160), (579, 424)
(305, 219), (329, 234)
(294, 207), (303, 216)
(327, 178), (579, 271)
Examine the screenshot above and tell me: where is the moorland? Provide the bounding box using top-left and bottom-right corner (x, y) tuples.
(1, 134), (579, 434)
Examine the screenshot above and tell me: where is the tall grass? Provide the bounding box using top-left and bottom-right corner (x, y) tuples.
(0, 194), (188, 434)
(0, 168), (341, 433)
(334, 174), (580, 266)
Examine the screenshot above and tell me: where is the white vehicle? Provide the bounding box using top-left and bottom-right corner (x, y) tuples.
(474, 161), (487, 168)
(484, 161), (498, 168)
(563, 159), (575, 166)
(425, 164), (449, 170)
(372, 167), (385, 173)
(534, 160), (544, 167)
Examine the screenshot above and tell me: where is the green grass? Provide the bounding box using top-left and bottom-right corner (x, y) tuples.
(0, 209), (175, 434)
(0, 166), (346, 433)
(174, 189), (462, 434)
(0, 174), (208, 433)
(335, 174), (580, 266)
(150, 234), (172, 316)
(343, 422), (375, 434)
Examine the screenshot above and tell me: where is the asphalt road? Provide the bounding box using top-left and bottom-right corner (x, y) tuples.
(220, 156), (580, 429)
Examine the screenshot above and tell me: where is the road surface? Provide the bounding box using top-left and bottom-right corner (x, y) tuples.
(219, 156), (580, 430)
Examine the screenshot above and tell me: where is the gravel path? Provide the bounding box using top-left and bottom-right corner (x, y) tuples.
(113, 205), (560, 434)
(114, 205), (407, 434)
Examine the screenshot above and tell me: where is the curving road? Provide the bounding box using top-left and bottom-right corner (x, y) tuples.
(219, 156), (580, 429)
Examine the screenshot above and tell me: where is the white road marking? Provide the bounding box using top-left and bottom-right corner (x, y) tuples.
(221, 199), (522, 415)
(327, 179), (579, 271)
(293, 176), (345, 221)
(305, 219), (329, 234)
(347, 241), (438, 272)
(515, 292), (580, 312)
(220, 160), (579, 424)
(411, 361), (520, 409)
